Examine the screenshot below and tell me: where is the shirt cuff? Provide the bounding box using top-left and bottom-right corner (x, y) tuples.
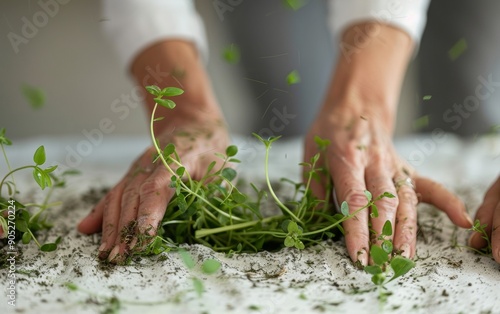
(329, 0), (430, 44)
(101, 0), (208, 70)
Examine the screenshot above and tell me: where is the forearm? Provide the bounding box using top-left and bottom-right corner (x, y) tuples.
(322, 23), (414, 134)
(131, 40), (223, 133)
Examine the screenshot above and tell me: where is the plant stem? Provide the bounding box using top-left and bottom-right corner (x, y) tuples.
(0, 144), (16, 196)
(0, 165), (36, 195)
(195, 215), (280, 238)
(263, 143), (300, 222)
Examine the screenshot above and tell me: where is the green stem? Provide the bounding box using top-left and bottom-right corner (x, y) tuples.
(301, 201), (372, 237)
(195, 215), (280, 238)
(0, 165), (36, 195)
(263, 144), (300, 222)
(0, 144), (16, 196)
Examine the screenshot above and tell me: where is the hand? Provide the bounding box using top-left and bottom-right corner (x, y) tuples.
(77, 39), (228, 263)
(77, 118), (229, 263)
(304, 23), (472, 266)
(469, 176), (500, 263)
(304, 107), (473, 266)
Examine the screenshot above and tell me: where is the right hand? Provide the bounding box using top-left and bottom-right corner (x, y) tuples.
(77, 117), (230, 264)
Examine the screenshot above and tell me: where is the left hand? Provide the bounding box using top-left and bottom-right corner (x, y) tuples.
(469, 176), (500, 263)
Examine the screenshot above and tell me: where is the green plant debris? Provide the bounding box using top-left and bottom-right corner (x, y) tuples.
(286, 70), (301, 85)
(283, 0), (307, 11)
(223, 44), (240, 64)
(422, 95), (432, 101)
(21, 84), (45, 109)
(413, 115), (429, 131)
(448, 38), (467, 61)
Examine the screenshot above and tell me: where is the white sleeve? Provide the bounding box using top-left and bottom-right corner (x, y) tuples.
(101, 0), (208, 69)
(329, 0), (430, 43)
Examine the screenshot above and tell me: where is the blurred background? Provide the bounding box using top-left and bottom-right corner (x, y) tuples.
(0, 0), (499, 141)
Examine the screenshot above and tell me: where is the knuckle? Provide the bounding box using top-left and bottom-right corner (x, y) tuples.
(139, 177), (168, 196)
(343, 189), (371, 208)
(376, 195), (399, 210)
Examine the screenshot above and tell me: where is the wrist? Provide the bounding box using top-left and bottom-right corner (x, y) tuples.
(131, 40), (224, 133)
(320, 23), (414, 132)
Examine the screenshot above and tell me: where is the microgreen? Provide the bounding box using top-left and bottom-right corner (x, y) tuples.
(363, 220), (415, 306)
(286, 70), (301, 85)
(0, 128), (75, 255)
(21, 84), (45, 109)
(142, 85), (400, 253)
(223, 44), (240, 64)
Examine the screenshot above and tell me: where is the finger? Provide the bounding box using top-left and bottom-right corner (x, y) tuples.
(94, 182), (126, 259)
(469, 177), (500, 249)
(393, 182), (418, 259)
(108, 170), (151, 263)
(491, 200), (500, 263)
(329, 154), (369, 266)
(78, 193), (106, 234)
(134, 165), (175, 249)
(365, 164), (399, 247)
(302, 143), (327, 202)
(416, 177), (472, 228)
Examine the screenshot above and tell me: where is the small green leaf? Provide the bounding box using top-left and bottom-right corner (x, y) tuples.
(340, 201), (349, 216)
(389, 256), (415, 282)
(201, 259), (221, 275)
(370, 245), (389, 266)
(41, 243), (57, 252)
(284, 236), (295, 247)
(382, 240), (393, 254)
(313, 135), (331, 150)
(22, 84), (45, 109)
(176, 167), (185, 177)
(371, 273), (386, 286)
(16, 219), (28, 233)
(65, 282), (79, 291)
(225, 145), (238, 157)
(145, 85), (161, 96)
(286, 70), (301, 85)
(163, 143), (176, 156)
(294, 240), (305, 250)
(364, 265), (382, 275)
(370, 204), (379, 218)
(161, 87), (184, 97)
(364, 190), (372, 201)
(382, 192), (395, 199)
(33, 145), (46, 165)
(423, 95), (432, 100)
(192, 278), (204, 297)
(179, 249), (195, 269)
(382, 220), (393, 237)
(283, 0), (306, 11)
(232, 190), (247, 204)
(32, 168), (47, 190)
(287, 221), (299, 233)
(221, 168), (237, 181)
(153, 116), (165, 122)
(222, 44), (240, 64)
(22, 232), (31, 244)
(155, 98), (176, 109)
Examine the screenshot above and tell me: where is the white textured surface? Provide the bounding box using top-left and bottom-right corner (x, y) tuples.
(1, 134), (500, 314)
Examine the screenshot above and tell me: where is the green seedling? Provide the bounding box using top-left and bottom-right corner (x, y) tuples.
(364, 220), (415, 306)
(286, 70), (301, 85)
(0, 128), (75, 255)
(179, 249), (221, 297)
(223, 44), (240, 64)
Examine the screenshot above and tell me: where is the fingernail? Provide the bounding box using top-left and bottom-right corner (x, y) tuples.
(357, 249), (368, 267)
(464, 214), (474, 227)
(129, 237), (138, 250)
(98, 242), (107, 252)
(107, 245), (120, 262)
(400, 244), (411, 258)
